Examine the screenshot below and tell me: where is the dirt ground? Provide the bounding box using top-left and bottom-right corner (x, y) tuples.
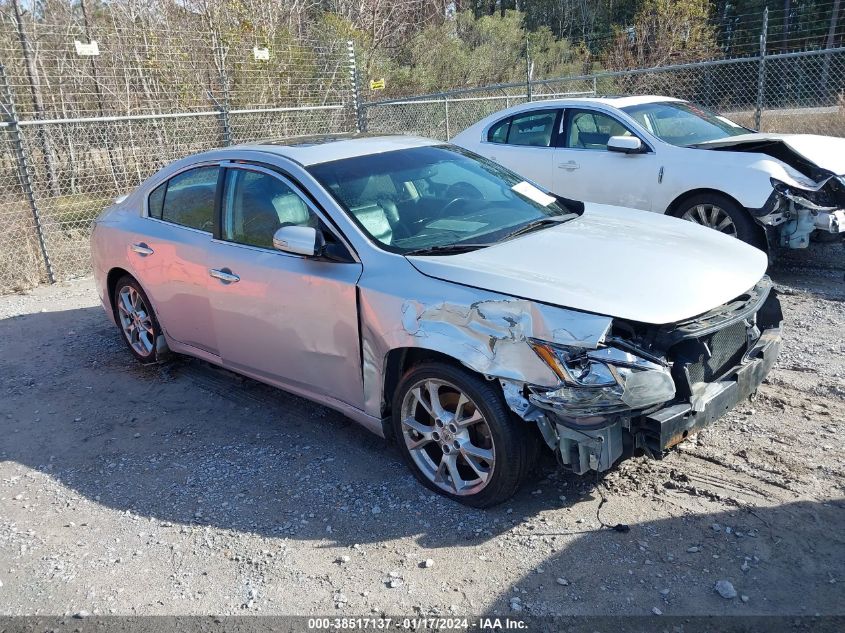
(1, 243), (843, 620)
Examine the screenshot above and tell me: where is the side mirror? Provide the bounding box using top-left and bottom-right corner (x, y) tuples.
(272, 225), (325, 257)
(607, 135), (645, 154)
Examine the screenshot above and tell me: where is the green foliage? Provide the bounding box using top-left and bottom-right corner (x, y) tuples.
(358, 10), (590, 98)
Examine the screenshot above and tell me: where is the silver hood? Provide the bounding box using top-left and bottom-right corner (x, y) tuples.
(695, 133), (845, 176)
(407, 204), (768, 325)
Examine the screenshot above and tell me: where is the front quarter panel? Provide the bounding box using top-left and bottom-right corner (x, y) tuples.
(356, 256), (613, 419)
(654, 147), (787, 212)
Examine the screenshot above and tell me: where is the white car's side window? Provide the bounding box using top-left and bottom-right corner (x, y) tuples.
(486, 110), (559, 148)
(566, 109), (635, 151)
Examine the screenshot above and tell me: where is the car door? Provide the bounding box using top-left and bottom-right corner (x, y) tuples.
(478, 108), (561, 190)
(205, 163), (365, 408)
(130, 164), (220, 355)
(553, 108), (660, 211)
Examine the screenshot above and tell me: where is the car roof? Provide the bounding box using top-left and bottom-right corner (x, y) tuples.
(232, 134), (441, 166)
(482, 94), (683, 114)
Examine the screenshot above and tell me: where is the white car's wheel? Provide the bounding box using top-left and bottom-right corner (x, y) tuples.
(675, 193), (763, 249)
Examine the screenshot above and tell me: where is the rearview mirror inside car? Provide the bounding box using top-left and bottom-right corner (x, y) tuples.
(607, 136), (644, 154)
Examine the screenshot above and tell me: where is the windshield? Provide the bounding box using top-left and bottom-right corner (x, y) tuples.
(307, 145), (579, 254)
(622, 101), (751, 147)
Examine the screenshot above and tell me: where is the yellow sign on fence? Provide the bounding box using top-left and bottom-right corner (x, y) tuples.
(369, 78), (386, 91)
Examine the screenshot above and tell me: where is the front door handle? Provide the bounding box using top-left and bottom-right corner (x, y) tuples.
(209, 268), (240, 284)
(130, 242), (154, 256)
(558, 161), (580, 171)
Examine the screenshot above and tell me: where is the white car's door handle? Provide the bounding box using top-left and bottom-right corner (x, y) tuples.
(558, 161), (580, 171)
(209, 268), (240, 284)
(130, 242), (154, 256)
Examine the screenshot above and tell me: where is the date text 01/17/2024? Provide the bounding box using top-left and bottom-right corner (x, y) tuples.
(306, 617), (528, 630)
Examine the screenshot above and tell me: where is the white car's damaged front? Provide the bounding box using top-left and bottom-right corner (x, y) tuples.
(693, 133), (845, 249)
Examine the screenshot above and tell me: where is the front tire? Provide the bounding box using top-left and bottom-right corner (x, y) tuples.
(391, 362), (533, 508)
(113, 275), (163, 364)
(674, 193), (764, 249)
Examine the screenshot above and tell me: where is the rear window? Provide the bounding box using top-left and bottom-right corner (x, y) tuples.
(159, 166), (219, 232)
(147, 182), (166, 219)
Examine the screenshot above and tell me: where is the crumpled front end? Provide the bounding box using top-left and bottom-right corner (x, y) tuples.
(756, 175), (845, 248)
(498, 277), (783, 475)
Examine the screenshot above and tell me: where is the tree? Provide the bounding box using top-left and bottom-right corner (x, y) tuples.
(604, 0), (718, 70)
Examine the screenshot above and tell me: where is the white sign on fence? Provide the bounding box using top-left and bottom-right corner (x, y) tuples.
(253, 47), (270, 61)
(74, 40), (100, 56)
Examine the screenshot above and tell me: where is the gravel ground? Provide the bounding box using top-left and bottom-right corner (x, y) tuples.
(1, 243), (843, 618)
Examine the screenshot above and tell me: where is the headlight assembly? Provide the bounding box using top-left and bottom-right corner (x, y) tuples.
(770, 177), (837, 212)
(528, 341), (676, 417)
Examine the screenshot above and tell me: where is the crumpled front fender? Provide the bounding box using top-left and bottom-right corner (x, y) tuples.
(358, 275), (613, 419)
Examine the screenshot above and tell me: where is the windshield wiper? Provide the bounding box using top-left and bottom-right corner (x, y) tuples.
(501, 215), (572, 241)
(404, 242), (491, 256)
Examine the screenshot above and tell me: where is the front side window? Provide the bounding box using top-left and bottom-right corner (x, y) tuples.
(158, 166), (219, 231)
(567, 110), (634, 151)
(622, 101), (750, 146)
(308, 145), (579, 255)
(222, 169), (317, 249)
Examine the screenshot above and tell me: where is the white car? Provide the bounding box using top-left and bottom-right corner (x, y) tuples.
(451, 95), (845, 250)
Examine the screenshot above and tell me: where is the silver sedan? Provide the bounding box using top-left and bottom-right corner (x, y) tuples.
(91, 135), (783, 507)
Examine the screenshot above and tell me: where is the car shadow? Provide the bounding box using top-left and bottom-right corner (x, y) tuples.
(0, 304), (593, 551)
(489, 498), (845, 618)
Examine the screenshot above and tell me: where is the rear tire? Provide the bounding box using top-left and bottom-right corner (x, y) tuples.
(113, 275), (163, 364)
(391, 362), (534, 508)
(673, 193), (764, 250)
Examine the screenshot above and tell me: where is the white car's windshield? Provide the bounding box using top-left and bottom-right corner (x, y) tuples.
(622, 101), (751, 147)
(308, 145), (580, 255)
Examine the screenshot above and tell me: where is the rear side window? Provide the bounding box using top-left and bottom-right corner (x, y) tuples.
(159, 166), (219, 232)
(147, 182), (166, 219)
(487, 117), (511, 143)
(507, 110), (558, 147)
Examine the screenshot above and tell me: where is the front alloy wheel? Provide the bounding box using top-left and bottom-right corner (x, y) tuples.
(681, 203), (738, 237)
(392, 362), (535, 507)
(400, 378), (495, 497)
(675, 193), (763, 249)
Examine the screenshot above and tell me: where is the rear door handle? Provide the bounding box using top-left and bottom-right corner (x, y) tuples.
(558, 161), (580, 171)
(209, 268), (240, 284)
(130, 242), (154, 256)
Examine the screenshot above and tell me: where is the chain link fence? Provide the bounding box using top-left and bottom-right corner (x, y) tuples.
(363, 47), (845, 142)
(0, 11), (359, 294)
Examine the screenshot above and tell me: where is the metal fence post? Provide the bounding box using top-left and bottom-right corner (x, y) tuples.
(754, 7), (769, 130)
(210, 27), (232, 146)
(525, 34), (533, 102)
(347, 40), (365, 133)
(0, 64), (54, 284)
(443, 98), (450, 140)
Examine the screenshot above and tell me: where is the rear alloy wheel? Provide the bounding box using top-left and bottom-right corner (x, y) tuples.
(114, 275), (162, 364)
(392, 363), (533, 507)
(675, 193), (763, 249)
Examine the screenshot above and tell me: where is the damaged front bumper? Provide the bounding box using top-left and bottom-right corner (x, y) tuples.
(509, 280), (784, 475)
(756, 178), (845, 248)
